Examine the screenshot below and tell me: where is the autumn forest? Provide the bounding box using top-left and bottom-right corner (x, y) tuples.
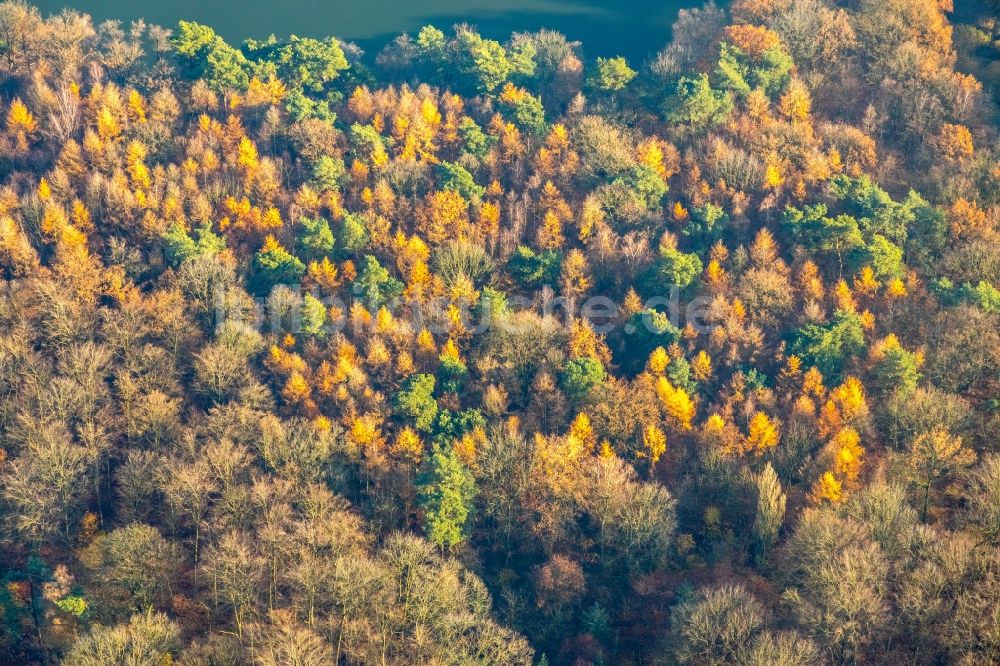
(0, 0), (998, 664)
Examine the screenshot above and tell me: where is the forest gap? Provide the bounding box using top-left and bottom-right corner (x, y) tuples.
(30, 0), (716, 62)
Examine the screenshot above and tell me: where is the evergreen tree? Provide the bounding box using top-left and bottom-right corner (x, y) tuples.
(415, 444), (476, 549)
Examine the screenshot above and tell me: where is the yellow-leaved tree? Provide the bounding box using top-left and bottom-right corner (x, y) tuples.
(745, 411), (780, 455)
(811, 471), (843, 504)
(656, 376), (695, 430)
(642, 424), (667, 468)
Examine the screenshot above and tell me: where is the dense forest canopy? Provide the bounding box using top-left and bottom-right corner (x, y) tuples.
(29, 0), (708, 63)
(0, 0), (998, 664)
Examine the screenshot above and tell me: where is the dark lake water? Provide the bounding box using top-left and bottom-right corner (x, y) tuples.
(31, 0), (710, 63)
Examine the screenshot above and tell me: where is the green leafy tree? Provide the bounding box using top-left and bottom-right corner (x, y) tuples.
(205, 43), (251, 92)
(311, 155), (346, 191)
(871, 343), (920, 395)
(171, 21), (217, 63)
(337, 213), (370, 255)
(457, 29), (513, 93)
(589, 56), (636, 91)
(666, 74), (733, 129)
(960, 281), (1000, 313)
(437, 345), (469, 395)
(436, 161), (485, 201)
(416, 444), (476, 548)
(171, 22), (249, 92)
(782, 204), (864, 276)
(300, 293), (327, 337)
(415, 24), (449, 80)
(624, 308), (683, 371)
(350, 123), (389, 162)
(171, 21), (223, 79)
(659, 242), (703, 290)
(617, 165), (667, 209)
(416, 25), (447, 55)
(508, 39), (537, 80)
(790, 310), (866, 382)
(246, 35), (349, 93)
(905, 195), (948, 267)
(250, 236), (306, 295)
(667, 356), (697, 394)
(714, 41), (793, 98)
(864, 234), (904, 279)
(352, 255), (403, 307)
(477, 286), (509, 323)
(433, 408), (486, 444)
(457, 117), (495, 159)
(498, 88), (546, 135)
(507, 246), (561, 286)
(295, 217), (335, 261)
(561, 357), (606, 400)
(284, 89), (336, 121)
(162, 223), (226, 267)
(684, 203), (729, 243)
(445, 27), (535, 95)
(830, 175), (918, 246)
(55, 596), (87, 617)
(395, 374), (439, 432)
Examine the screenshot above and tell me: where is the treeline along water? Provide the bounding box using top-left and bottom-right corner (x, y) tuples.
(30, 0), (713, 63)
